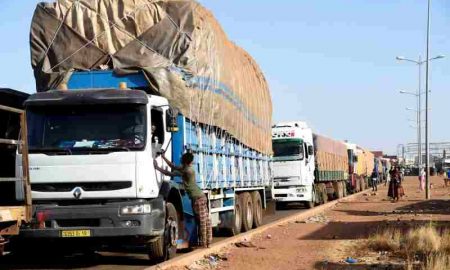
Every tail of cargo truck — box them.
[313,134,348,203]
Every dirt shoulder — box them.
[204,176,450,270]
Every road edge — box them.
[146,188,371,270]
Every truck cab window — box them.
[151,108,165,146]
[273,140,304,160]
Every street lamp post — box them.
[397,0,445,199]
[402,90,421,168]
[397,56,443,171]
[425,0,431,200]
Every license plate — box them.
[61,230,91,238]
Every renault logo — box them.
[73,187,82,199]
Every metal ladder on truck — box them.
[0,103,31,254]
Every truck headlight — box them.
[120,204,151,215]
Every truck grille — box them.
[56,218,100,228]
[31,181,132,192]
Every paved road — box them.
[0,203,306,270]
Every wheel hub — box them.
[167,219,178,247]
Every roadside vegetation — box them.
[367,225,450,270]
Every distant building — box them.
[384,155,397,160]
[372,151,384,158]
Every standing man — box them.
[154,152,212,248]
[445,168,450,187]
[370,170,378,191]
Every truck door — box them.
[304,143,315,182]
[151,107,172,183]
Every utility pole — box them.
[425,0,431,199]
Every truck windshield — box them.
[273,141,304,160]
[27,105,146,153]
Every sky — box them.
[0,0,449,154]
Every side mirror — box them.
[354,156,358,162]
[307,145,314,156]
[166,107,179,133]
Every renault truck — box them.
[17,0,273,261]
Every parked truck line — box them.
[271,121,376,208]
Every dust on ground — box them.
[177,176,450,270]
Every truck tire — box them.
[304,188,315,209]
[225,195,243,236]
[333,182,342,199]
[337,182,344,198]
[241,192,253,232]
[148,202,178,262]
[251,191,263,228]
[320,184,328,204]
[314,185,322,205]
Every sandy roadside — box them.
[192,176,450,270]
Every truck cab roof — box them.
[25,89,149,107]
[273,121,309,129]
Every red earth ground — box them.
[186,176,450,270]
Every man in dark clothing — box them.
[153,152,212,248]
[371,170,378,191]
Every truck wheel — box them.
[305,201,315,209]
[148,202,178,262]
[320,184,328,204]
[337,182,344,199]
[241,192,253,232]
[251,191,263,228]
[226,195,243,236]
[314,185,322,205]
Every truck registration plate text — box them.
[61,230,91,238]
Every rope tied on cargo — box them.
[42,0,173,73]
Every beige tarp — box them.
[30,0,272,154]
[313,134,348,172]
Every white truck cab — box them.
[271,122,315,207]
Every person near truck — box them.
[445,168,450,187]
[370,170,378,191]
[388,166,404,202]
[419,168,425,191]
[153,152,212,248]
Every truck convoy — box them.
[0,89,31,254]
[17,0,272,261]
[272,121,376,207]
[346,144,375,193]
[272,122,352,207]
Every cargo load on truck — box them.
[30,0,272,155]
[353,146,375,192]
[25,0,272,261]
[313,134,348,182]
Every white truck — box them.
[17,0,273,262]
[271,122,316,208]
[272,121,349,208]
[17,71,271,261]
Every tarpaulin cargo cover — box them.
[30,0,272,154]
[313,134,348,181]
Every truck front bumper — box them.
[272,185,312,202]
[18,198,165,240]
